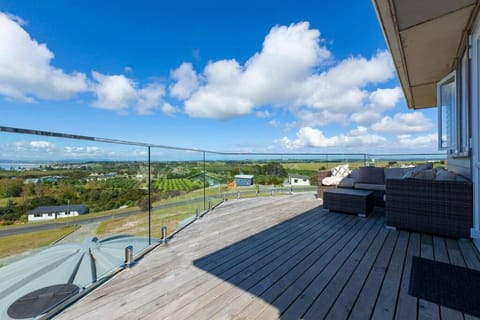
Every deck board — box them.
[55,193,480,320]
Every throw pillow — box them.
[331,164,350,177]
[356,166,384,184]
[403,169,437,180]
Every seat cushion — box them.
[354,183,385,191]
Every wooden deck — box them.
[57,193,480,320]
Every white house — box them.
[373,0,480,249]
[287,174,311,186]
[28,204,89,222]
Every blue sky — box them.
[0,0,439,158]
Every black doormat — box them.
[409,256,480,317]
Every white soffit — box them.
[373,0,478,109]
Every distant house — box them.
[287,174,310,186]
[28,204,89,222]
[84,172,117,182]
[234,174,254,186]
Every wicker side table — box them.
[317,170,333,198]
[323,188,374,217]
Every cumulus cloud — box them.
[371,112,433,134]
[91,72,166,114]
[170,62,199,100]
[161,102,176,115]
[255,110,272,118]
[184,22,332,119]
[136,83,165,114]
[91,72,137,111]
[269,119,280,127]
[397,133,438,147]
[0,13,88,102]
[276,126,386,150]
[179,21,397,126]
[15,140,56,152]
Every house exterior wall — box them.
[289,177,310,186]
[447,157,472,179]
[235,177,254,186]
[28,210,81,222]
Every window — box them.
[438,72,456,151]
[459,52,471,155]
[437,51,471,156]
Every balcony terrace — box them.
[55,193,480,320]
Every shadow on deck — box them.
[193,206,480,319]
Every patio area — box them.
[56,193,480,320]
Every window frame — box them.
[437,71,457,152]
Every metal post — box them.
[196,207,200,218]
[237,191,240,199]
[203,152,206,210]
[223,193,226,201]
[162,226,167,244]
[271,189,274,196]
[125,245,133,267]
[148,146,151,245]
[208,201,211,211]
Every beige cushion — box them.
[331,164,350,177]
[322,175,345,186]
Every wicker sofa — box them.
[385,178,473,238]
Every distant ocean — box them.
[0,163,42,170]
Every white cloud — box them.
[15,140,56,152]
[269,119,280,127]
[91,72,166,114]
[397,133,438,147]
[0,13,88,102]
[371,112,433,134]
[369,87,403,109]
[180,22,397,126]
[136,83,165,114]
[255,110,272,118]
[276,126,386,150]
[170,62,199,100]
[91,72,137,111]
[4,13,26,26]
[184,22,332,119]
[161,102,176,115]
[124,66,133,73]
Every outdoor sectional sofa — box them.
[385,178,473,238]
[318,164,473,238]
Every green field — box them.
[96,202,204,238]
[0,225,78,259]
[154,178,195,192]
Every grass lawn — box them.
[0,225,79,259]
[96,202,204,238]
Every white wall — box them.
[289,177,310,186]
[28,210,80,222]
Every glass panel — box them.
[0,130,151,283]
[439,76,456,150]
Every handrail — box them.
[0,126,446,157]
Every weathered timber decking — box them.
[56,193,480,320]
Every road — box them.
[0,196,214,237]
[0,188,315,237]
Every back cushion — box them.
[357,166,385,184]
[384,168,406,181]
